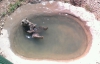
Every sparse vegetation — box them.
[64,0,70,3]
[7,1,22,15]
[0,0,23,17]
[85,5,93,12]
[1,12,6,18]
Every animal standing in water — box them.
[21,18,48,39]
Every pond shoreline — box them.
[0,1,100,64]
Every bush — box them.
[1,12,6,17]
[85,5,93,12]
[7,1,22,15]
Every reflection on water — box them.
[11,14,87,60]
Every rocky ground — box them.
[0,0,100,18]
[70,0,100,20]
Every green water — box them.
[11,14,87,60]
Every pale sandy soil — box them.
[0,1,100,64]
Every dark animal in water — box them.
[21,18,48,39]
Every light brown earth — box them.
[0,0,100,19]
[69,0,100,20]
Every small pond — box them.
[10,14,88,60]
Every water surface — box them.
[11,14,87,60]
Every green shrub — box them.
[7,1,22,15]
[85,5,93,12]
[0,0,24,17]
[64,0,70,3]
[1,12,6,17]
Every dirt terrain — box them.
[70,0,100,20]
[0,0,100,19]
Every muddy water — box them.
[4,2,90,60]
[11,14,87,60]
